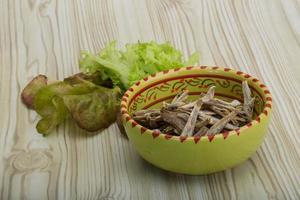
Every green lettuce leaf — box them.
[80,41,199,90]
[21,41,199,135]
[36,95,69,134]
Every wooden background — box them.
[1,0,300,199]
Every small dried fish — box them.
[210,105,230,117]
[163,101,186,110]
[132,82,254,136]
[171,90,189,104]
[203,100,236,111]
[161,109,186,134]
[180,101,196,109]
[195,118,210,129]
[230,99,242,107]
[147,115,163,128]
[176,107,193,115]
[194,126,209,137]
[206,109,240,135]
[180,94,206,109]
[198,112,238,130]
[159,124,175,133]
[181,100,203,136]
[202,86,215,103]
[177,113,190,122]
[242,81,255,121]
[215,99,241,107]
[199,110,216,116]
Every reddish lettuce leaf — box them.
[63,87,120,131]
[24,73,120,135]
[21,75,48,109]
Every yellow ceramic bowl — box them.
[121,66,272,175]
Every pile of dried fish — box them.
[132,81,255,137]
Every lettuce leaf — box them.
[80,41,199,90]
[21,41,199,135]
[63,87,120,131]
[31,74,120,135]
[36,95,69,134]
[21,75,48,109]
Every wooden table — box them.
[1,0,300,199]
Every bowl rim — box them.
[120,66,272,143]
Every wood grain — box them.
[1,0,300,199]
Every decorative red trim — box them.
[264,90,270,94]
[126,116,131,122]
[194,136,201,143]
[131,121,138,128]
[208,135,215,142]
[143,77,148,81]
[256,116,261,123]
[135,81,140,86]
[140,126,147,134]
[186,66,193,70]
[180,135,188,143]
[174,68,180,72]
[246,122,252,127]
[236,128,240,135]
[212,66,219,70]
[200,66,207,69]
[244,74,250,78]
[259,84,266,88]
[165,134,173,140]
[163,69,169,74]
[151,74,156,77]
[237,71,243,75]
[129,87,134,92]
[253,78,258,82]
[121,110,128,115]
[265,103,272,108]
[122,97,127,102]
[224,68,231,71]
[223,131,229,139]
[124,93,129,98]
[152,130,160,138]
[266,97,272,101]
[263,110,268,116]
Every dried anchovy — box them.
[215,99,241,107]
[181,100,203,136]
[206,109,240,135]
[195,118,210,129]
[132,82,254,136]
[242,81,255,121]
[202,86,215,103]
[194,126,209,137]
[161,109,186,134]
[197,112,238,130]
[172,90,189,104]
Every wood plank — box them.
[0,0,299,199]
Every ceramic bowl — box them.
[121,66,272,175]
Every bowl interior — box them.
[127,69,266,120]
